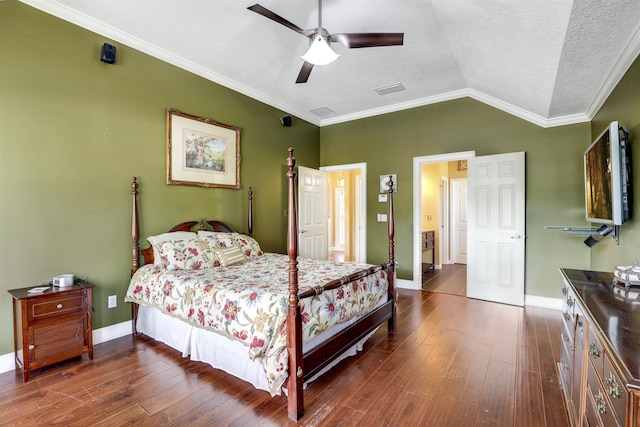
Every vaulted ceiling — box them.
[21,0,640,127]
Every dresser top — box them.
[561,268,640,382]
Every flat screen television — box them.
[584,121,631,226]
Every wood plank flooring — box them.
[422,264,467,295]
[0,290,569,426]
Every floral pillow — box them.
[235,234,263,258]
[158,238,218,270]
[198,231,263,258]
[147,231,197,266]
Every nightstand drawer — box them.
[27,292,85,321]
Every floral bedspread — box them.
[124,253,388,395]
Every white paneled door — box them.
[451,178,468,264]
[467,152,525,306]
[298,166,329,260]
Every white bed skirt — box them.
[136,303,382,394]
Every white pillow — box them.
[147,231,197,266]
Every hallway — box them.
[422,264,466,296]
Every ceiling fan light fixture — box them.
[301,35,339,66]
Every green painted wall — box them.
[0,2,319,355]
[590,55,640,270]
[1,0,638,358]
[320,99,593,298]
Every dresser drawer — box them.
[604,353,628,423]
[587,328,604,374]
[587,357,621,426]
[27,292,85,321]
[558,338,573,399]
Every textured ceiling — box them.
[21,0,640,127]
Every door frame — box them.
[320,163,367,263]
[411,151,475,290]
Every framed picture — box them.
[457,160,468,171]
[166,108,241,189]
[380,174,398,193]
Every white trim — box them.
[524,295,562,310]
[0,320,132,374]
[396,278,418,290]
[586,23,640,118]
[320,163,367,263]
[19,0,614,129]
[413,152,475,290]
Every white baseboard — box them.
[524,295,562,310]
[0,320,133,375]
[396,278,419,290]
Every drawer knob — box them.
[28,344,35,350]
[606,372,621,399]
[56,303,63,309]
[563,311,571,322]
[589,341,601,358]
[596,390,608,414]
[567,296,574,308]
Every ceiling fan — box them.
[247,1,404,83]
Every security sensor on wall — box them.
[280,115,292,127]
[101,43,116,64]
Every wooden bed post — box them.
[286,148,304,421]
[248,186,253,237]
[386,175,396,335]
[131,177,140,334]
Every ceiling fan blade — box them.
[329,33,404,48]
[296,62,314,84]
[247,4,315,37]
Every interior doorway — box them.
[412,151,475,292]
[321,163,366,263]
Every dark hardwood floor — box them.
[422,264,467,295]
[0,290,568,426]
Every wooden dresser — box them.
[8,281,94,382]
[559,268,640,426]
[421,229,435,273]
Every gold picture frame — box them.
[457,160,468,171]
[166,108,241,189]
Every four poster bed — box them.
[125,148,396,421]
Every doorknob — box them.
[299,230,308,234]
[510,234,522,239]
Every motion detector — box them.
[280,115,292,127]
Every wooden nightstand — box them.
[8,281,94,382]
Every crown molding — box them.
[21,0,611,129]
[585,23,640,119]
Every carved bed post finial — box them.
[199,218,206,231]
[387,175,396,334]
[131,177,139,277]
[286,147,303,420]
[248,186,253,237]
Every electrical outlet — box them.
[108,295,117,309]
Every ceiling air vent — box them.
[375,82,405,96]
[310,107,336,116]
